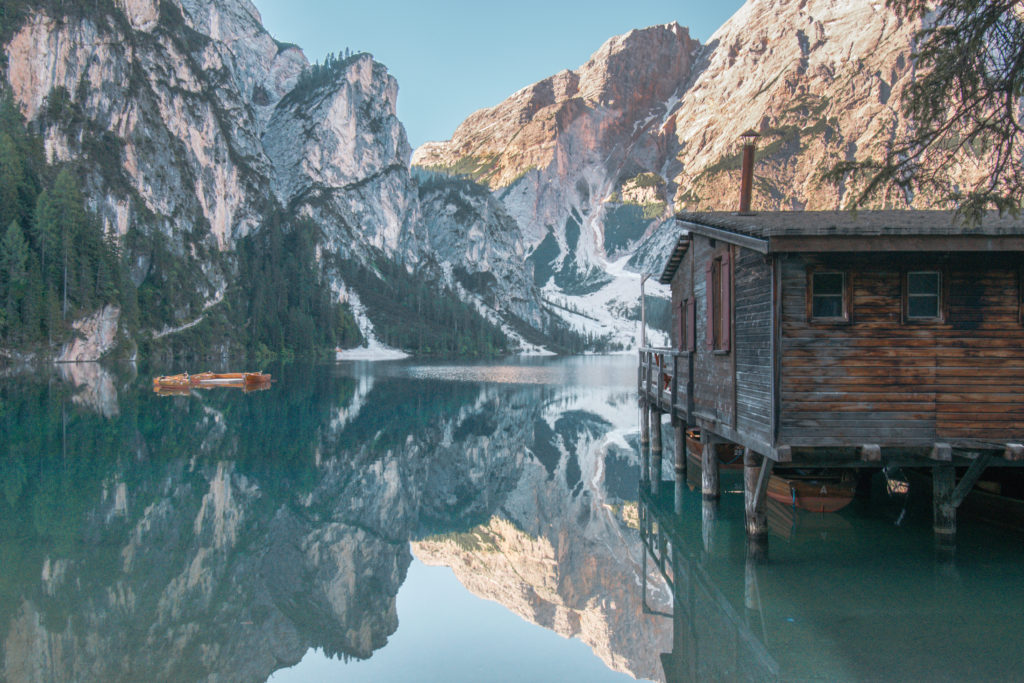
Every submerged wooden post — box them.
[650,408,663,495]
[743,448,769,542]
[674,419,686,514]
[701,431,721,500]
[701,498,718,555]
[933,465,957,542]
[640,400,650,448]
[674,421,687,477]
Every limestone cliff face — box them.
[2,0,420,348]
[668,0,924,211]
[412,0,977,345]
[416,173,543,333]
[414,23,697,262]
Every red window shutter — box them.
[705,261,715,349]
[686,297,696,352]
[721,251,732,352]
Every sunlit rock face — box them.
[412,0,989,346]
[667,0,929,211]
[413,23,697,263]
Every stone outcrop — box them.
[57,305,121,362]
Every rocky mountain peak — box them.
[412,21,700,191]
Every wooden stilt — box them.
[743,448,770,541]
[674,422,687,477]
[640,401,650,448]
[701,498,717,555]
[933,465,956,541]
[674,421,686,513]
[650,408,662,495]
[701,431,721,500]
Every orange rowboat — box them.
[766,471,856,513]
[152,371,272,390]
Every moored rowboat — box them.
[766,471,856,513]
[152,371,272,389]
[685,428,744,470]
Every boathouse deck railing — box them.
[638,347,692,420]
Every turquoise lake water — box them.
[1,355,1023,681]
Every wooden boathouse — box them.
[639,208,1024,544]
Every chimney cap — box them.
[740,129,760,140]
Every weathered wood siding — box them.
[779,253,1024,446]
[670,242,693,350]
[691,236,735,428]
[734,249,772,443]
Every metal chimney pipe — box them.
[738,129,759,214]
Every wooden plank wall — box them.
[691,236,735,427]
[734,249,773,444]
[779,253,1024,446]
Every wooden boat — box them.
[152,371,272,390]
[766,470,856,513]
[685,428,743,470]
[152,373,191,388]
[189,371,272,387]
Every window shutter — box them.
[686,297,696,352]
[721,251,732,352]
[705,261,715,349]
[676,302,684,350]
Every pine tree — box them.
[0,132,23,229]
[1,219,29,339]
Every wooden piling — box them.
[640,400,650,448]
[674,422,687,477]
[743,448,769,541]
[701,431,721,500]
[701,498,718,555]
[933,465,956,541]
[651,408,663,495]
[674,423,686,513]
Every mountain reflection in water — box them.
[0,356,669,682]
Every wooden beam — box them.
[754,455,775,512]
[948,454,993,509]
[860,444,882,462]
[930,443,953,462]
[769,235,1024,253]
[678,220,770,254]
[775,445,792,463]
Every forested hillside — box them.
[0,92,131,349]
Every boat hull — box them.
[685,428,743,470]
[766,474,855,513]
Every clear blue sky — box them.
[251,1,746,150]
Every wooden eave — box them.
[677,219,769,254]
[658,235,691,284]
[768,234,1024,252]
[677,219,1024,254]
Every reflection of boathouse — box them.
[639,148,1024,543]
[638,485,1024,682]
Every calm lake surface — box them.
[2,355,1023,682]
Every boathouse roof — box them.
[660,210,1024,283]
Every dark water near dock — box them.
[1,356,1023,681]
